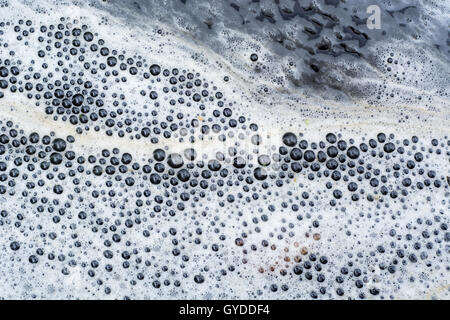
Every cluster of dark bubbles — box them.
[0,18,251,146]
[1,113,448,299]
[252,131,449,205]
[0,18,449,300]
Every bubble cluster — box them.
[0,1,448,300]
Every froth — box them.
[0,0,448,300]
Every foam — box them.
[0,0,448,300]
